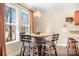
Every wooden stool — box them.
[41,41,50,56]
[50,34,59,56]
[67,38,78,56]
[31,44,38,56]
[20,34,31,56]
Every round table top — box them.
[31,33,52,38]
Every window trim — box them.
[5,4,19,44]
[21,10,30,34]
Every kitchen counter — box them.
[70,31,79,35]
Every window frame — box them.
[5,4,19,44]
[21,10,30,34]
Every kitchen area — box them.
[57,10,79,55]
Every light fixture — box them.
[34,10,41,18]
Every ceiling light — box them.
[34,10,41,18]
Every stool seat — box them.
[21,39,32,42]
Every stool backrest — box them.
[51,34,60,46]
[52,34,59,41]
[67,37,78,47]
[20,33,31,47]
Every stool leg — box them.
[32,45,38,56]
[28,42,30,56]
[75,46,78,56]
[51,46,57,56]
[67,47,69,56]
[22,47,25,56]
[20,47,23,56]
[43,46,46,56]
[54,46,57,56]
[20,47,24,56]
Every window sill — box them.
[6,40,19,44]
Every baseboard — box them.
[57,44,67,47]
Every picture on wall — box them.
[5,5,16,42]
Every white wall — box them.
[35,3,79,46]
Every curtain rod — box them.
[17,3,34,12]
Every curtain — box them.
[0,3,7,56]
[29,10,35,33]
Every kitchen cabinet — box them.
[65,17,73,23]
[74,10,79,25]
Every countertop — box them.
[70,31,79,35]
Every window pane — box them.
[21,26,28,33]
[5,5,16,23]
[21,12,29,25]
[5,24,16,42]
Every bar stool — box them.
[50,34,59,56]
[35,38,50,56]
[31,40,39,56]
[41,41,50,56]
[34,37,46,56]
[67,38,78,56]
[20,33,31,56]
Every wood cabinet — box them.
[65,17,73,23]
[74,10,79,25]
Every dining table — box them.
[20,33,52,42]
[20,33,52,56]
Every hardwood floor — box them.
[18,46,78,56]
[56,46,67,56]
[56,46,79,56]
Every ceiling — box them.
[25,3,79,12]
